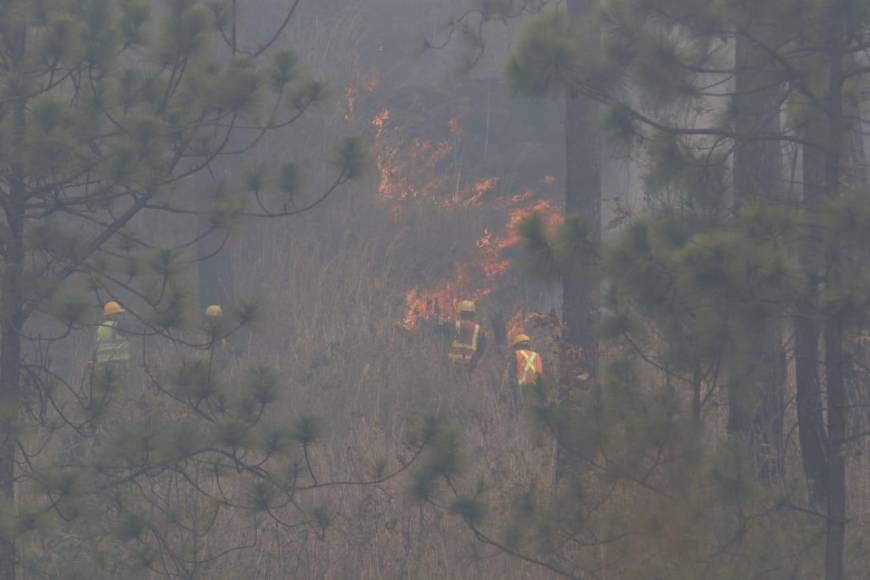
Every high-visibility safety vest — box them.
[448,320,481,364]
[515,349,543,386]
[95,320,130,365]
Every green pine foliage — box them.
[407,0,870,578]
[0,1,405,578]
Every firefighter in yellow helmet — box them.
[505,332,543,414]
[92,301,133,398]
[200,304,235,366]
[435,300,487,372]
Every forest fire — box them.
[400,197,561,328]
[507,309,527,339]
[372,109,561,328]
[475,198,561,281]
[402,264,493,329]
[371,108,391,137]
[439,177,498,209]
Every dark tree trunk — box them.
[796,136,830,506]
[194,173,235,312]
[730,33,786,481]
[196,230,235,311]
[0,21,27,578]
[821,32,847,579]
[556,0,601,482]
[824,319,847,580]
[0,202,23,580]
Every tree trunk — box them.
[821,30,847,579]
[0,200,24,580]
[796,136,830,506]
[730,33,786,481]
[824,319,847,580]
[196,227,235,311]
[0,19,28,578]
[556,0,601,482]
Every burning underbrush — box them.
[370,106,562,334]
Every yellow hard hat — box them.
[511,333,531,348]
[205,304,224,318]
[458,300,476,314]
[103,301,125,316]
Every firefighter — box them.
[202,303,243,366]
[506,333,543,413]
[95,301,131,369]
[436,300,486,372]
[92,300,132,400]
[202,304,232,363]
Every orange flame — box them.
[474,198,561,281]
[439,177,498,209]
[376,137,453,216]
[371,110,563,328]
[372,108,391,137]
[402,264,493,329]
[401,198,562,328]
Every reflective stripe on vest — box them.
[96,320,130,364]
[515,350,542,385]
[449,320,480,363]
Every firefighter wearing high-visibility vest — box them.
[506,333,543,413]
[436,300,487,371]
[95,301,131,366]
[91,300,133,399]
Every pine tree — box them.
[0,2,404,578]
[430,1,870,579]
[507,0,602,482]
[730,13,788,482]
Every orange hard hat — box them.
[103,301,125,316]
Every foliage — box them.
[413,0,870,578]
[0,1,395,577]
